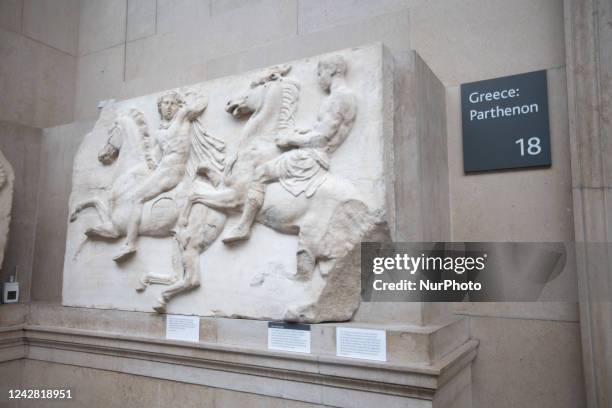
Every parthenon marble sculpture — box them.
[0,149,14,271]
[63,45,390,322]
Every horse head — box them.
[98,121,122,165]
[225,64,301,159]
[225,64,295,119]
[225,83,265,118]
[97,108,154,171]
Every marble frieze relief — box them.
[0,149,14,271]
[64,44,391,322]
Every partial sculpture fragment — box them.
[0,149,13,271]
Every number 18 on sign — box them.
[461,70,551,172]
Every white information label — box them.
[166,315,200,342]
[336,327,386,361]
[267,323,311,354]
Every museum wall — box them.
[0,122,41,302]
[0,0,79,302]
[1,358,333,408]
[30,122,90,302]
[0,0,78,128]
[0,0,586,407]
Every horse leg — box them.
[69,197,118,260]
[71,196,120,239]
[135,272,178,293]
[70,197,110,223]
[296,246,317,281]
[179,188,239,227]
[137,234,183,292]
[153,246,201,313]
[154,205,227,313]
[294,227,321,281]
[85,222,120,239]
[136,264,180,292]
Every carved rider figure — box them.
[222,55,357,243]
[113,90,208,261]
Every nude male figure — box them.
[113,90,208,262]
[222,55,357,243]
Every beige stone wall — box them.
[0,0,586,406]
[565,0,612,404]
[1,359,331,408]
[31,122,90,302]
[0,0,78,291]
[0,360,23,403]
[0,0,78,128]
[0,122,42,302]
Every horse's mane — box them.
[277,78,300,134]
[128,109,157,170]
[250,64,300,134]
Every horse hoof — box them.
[153,300,167,314]
[113,245,136,263]
[135,279,148,293]
[222,227,250,244]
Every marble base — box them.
[1,303,475,408]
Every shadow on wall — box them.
[0,120,91,304]
[0,121,41,303]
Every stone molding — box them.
[0,324,25,363]
[0,323,476,406]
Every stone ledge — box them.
[0,324,26,363]
[1,323,477,405]
[1,304,477,406]
[26,303,469,365]
[0,302,29,325]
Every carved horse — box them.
[71,66,374,316]
[0,159,7,190]
[169,67,375,317]
[69,108,227,312]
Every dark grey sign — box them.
[268,322,311,331]
[461,70,551,172]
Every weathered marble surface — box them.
[0,148,14,271]
[63,44,390,322]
